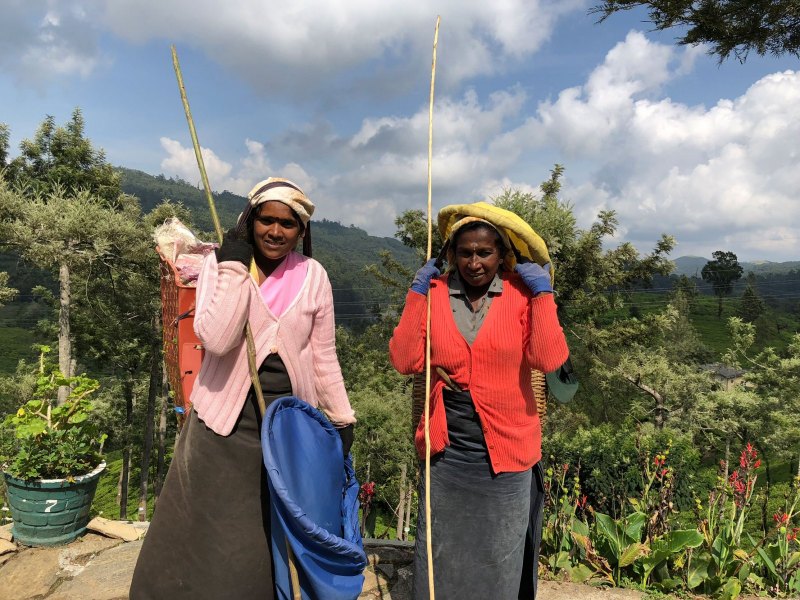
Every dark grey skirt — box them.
[130,354,291,599]
[413,389,544,600]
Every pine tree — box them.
[738,275,765,323]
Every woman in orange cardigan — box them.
[389,207,568,599]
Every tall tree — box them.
[738,273,766,323]
[701,250,744,318]
[583,297,713,429]
[672,275,699,311]
[72,198,175,518]
[591,0,800,62]
[5,109,120,204]
[0,182,140,402]
[0,111,126,402]
[0,124,15,306]
[0,123,9,167]
[492,167,675,326]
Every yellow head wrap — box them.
[438,201,554,283]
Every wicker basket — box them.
[157,248,204,426]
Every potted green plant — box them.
[0,347,107,546]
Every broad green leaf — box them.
[594,512,620,555]
[687,555,710,589]
[619,542,649,567]
[737,562,749,582]
[554,551,572,571]
[787,551,800,569]
[16,420,47,437]
[720,576,741,600]
[568,563,595,583]
[655,577,681,591]
[664,529,704,553]
[623,511,647,544]
[571,518,590,537]
[746,571,764,589]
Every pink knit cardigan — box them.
[189,252,355,435]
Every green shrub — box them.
[545,423,700,516]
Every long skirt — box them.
[130,354,291,599]
[413,389,545,599]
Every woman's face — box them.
[453,227,503,289]
[252,201,303,261]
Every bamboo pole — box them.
[424,16,440,600]
[171,46,297,598]
[170,46,267,419]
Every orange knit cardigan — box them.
[389,272,568,473]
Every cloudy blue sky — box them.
[1,1,798,261]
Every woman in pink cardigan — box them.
[131,177,355,599]
[389,205,569,599]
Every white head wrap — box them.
[245,177,314,226]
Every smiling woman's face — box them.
[252,201,302,261]
[453,226,503,290]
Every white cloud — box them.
[92,0,581,96]
[458,32,800,260]
[160,28,799,261]
[159,137,313,197]
[0,1,100,85]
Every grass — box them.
[92,450,158,522]
[364,507,415,541]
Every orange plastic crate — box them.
[157,248,204,425]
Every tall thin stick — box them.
[171,47,223,242]
[424,16,440,600]
[170,46,267,419]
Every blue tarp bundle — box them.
[262,397,367,600]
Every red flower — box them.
[788,528,799,542]
[774,512,790,526]
[740,443,758,468]
[359,481,376,504]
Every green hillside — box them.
[615,291,800,356]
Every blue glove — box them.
[410,259,441,295]
[515,261,553,295]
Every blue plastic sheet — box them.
[262,397,367,600]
